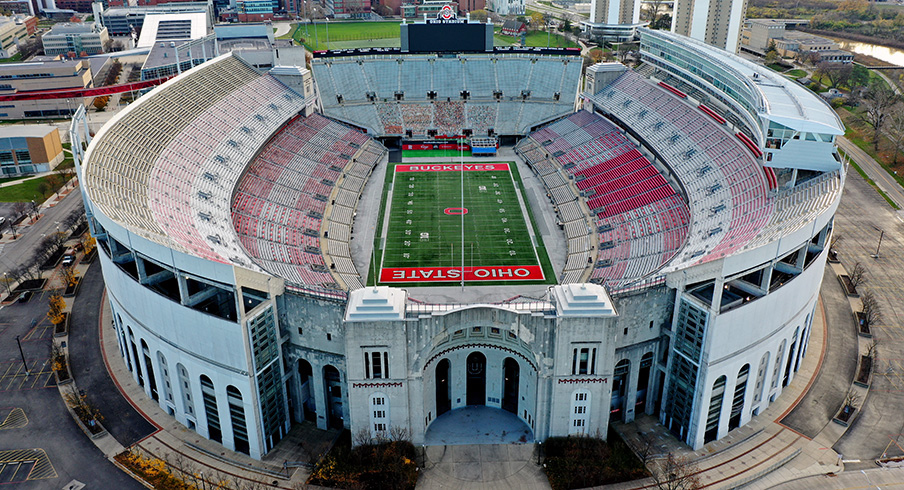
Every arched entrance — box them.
[298,359,316,422]
[436,359,451,416]
[502,357,519,414]
[466,352,486,406]
[323,365,343,429]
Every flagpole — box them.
[460,137,465,291]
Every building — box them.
[671,0,747,52]
[0,126,64,176]
[94,2,213,36]
[135,11,209,48]
[491,0,523,16]
[0,1,34,16]
[0,15,35,58]
[42,22,110,55]
[54,0,95,12]
[323,0,371,18]
[140,23,305,80]
[74,24,843,462]
[0,59,93,118]
[219,0,279,22]
[500,19,525,36]
[580,0,645,43]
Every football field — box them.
[376,161,552,285]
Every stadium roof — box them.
[640,28,844,136]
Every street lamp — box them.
[2,272,9,296]
[870,227,884,258]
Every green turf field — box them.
[402,149,473,158]
[291,21,403,51]
[376,161,553,286]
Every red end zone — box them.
[380,265,544,283]
[395,163,510,172]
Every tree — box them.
[36,181,50,198]
[816,61,853,89]
[886,102,904,165]
[850,64,871,89]
[859,79,899,151]
[13,201,29,220]
[860,289,883,329]
[649,453,702,490]
[92,95,109,111]
[48,293,66,325]
[529,11,544,29]
[61,265,78,288]
[849,261,867,289]
[469,9,487,22]
[641,0,669,29]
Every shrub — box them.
[308,432,418,490]
[544,429,647,490]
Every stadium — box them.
[72,14,844,461]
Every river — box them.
[827,37,904,66]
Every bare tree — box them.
[849,261,867,288]
[844,390,859,410]
[649,453,702,490]
[860,289,883,329]
[13,201,29,220]
[867,338,879,359]
[886,102,904,165]
[859,79,899,151]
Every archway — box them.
[323,365,343,429]
[466,352,486,406]
[141,339,157,401]
[298,359,316,422]
[502,357,519,414]
[436,359,451,416]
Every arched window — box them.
[227,385,249,455]
[200,375,222,443]
[140,340,158,401]
[157,352,172,403]
[771,340,786,389]
[369,392,389,439]
[729,364,749,430]
[754,352,769,404]
[705,375,726,443]
[569,389,591,435]
[177,363,194,417]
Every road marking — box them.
[0,408,27,429]
[0,448,56,482]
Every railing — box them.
[405,300,555,317]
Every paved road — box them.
[837,136,904,215]
[832,162,904,461]
[69,262,157,446]
[0,289,143,489]
[0,190,84,283]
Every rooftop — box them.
[0,125,58,138]
[640,28,844,136]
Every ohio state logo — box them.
[438,5,455,19]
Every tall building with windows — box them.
[581,0,645,43]
[0,59,93,119]
[671,0,748,52]
[42,22,110,55]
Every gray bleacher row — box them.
[313,54,580,103]
[516,109,694,289]
[231,114,386,289]
[592,71,773,266]
[323,100,572,137]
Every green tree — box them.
[469,9,487,21]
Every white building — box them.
[42,22,110,55]
[671,0,747,52]
[581,0,645,42]
[491,0,524,16]
[72,27,844,460]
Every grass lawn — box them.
[786,69,806,78]
[375,161,554,286]
[292,21,402,50]
[0,175,31,185]
[493,26,578,48]
[0,53,23,63]
[0,174,72,203]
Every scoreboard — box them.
[400,6,493,53]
